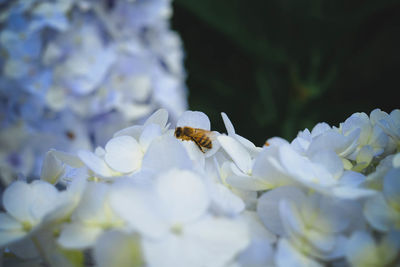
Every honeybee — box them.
[174,126,214,153]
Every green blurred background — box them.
[171,0,400,146]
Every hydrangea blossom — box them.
[0,0,187,182]
[1,108,400,266]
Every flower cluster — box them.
[0,0,187,181]
[1,108,400,267]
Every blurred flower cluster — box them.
[0,0,187,182]
[1,108,399,266]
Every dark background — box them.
[171,0,400,146]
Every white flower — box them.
[225,138,293,191]
[0,180,59,247]
[236,211,276,267]
[259,187,359,262]
[57,182,124,249]
[372,109,400,149]
[364,167,400,232]
[110,168,250,267]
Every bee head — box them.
[174,127,183,138]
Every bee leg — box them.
[191,137,205,153]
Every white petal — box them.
[184,217,250,267]
[29,181,59,221]
[331,186,376,200]
[210,183,245,216]
[339,171,366,187]
[177,110,210,130]
[142,234,180,267]
[139,123,162,152]
[280,144,336,187]
[141,135,192,173]
[307,129,359,158]
[226,174,272,191]
[383,168,400,204]
[257,186,306,236]
[311,122,331,137]
[221,112,235,136]
[105,136,143,173]
[364,193,393,232]
[77,150,115,177]
[306,229,336,253]
[252,146,293,187]
[218,135,252,174]
[114,125,143,139]
[3,181,34,222]
[109,184,168,239]
[181,141,205,170]
[275,239,323,267]
[144,218,249,267]
[72,183,109,222]
[51,150,84,168]
[309,150,343,178]
[94,230,143,267]
[156,169,209,224]
[234,134,258,153]
[144,108,169,128]
[40,150,65,184]
[279,200,305,237]
[58,223,102,249]
[346,231,378,267]
[240,211,277,243]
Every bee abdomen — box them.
[199,136,212,148]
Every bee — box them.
[174,126,214,153]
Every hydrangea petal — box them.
[221,112,235,136]
[257,186,306,236]
[144,108,169,129]
[139,123,162,152]
[210,183,245,216]
[77,150,115,177]
[280,144,336,187]
[346,231,379,267]
[156,169,209,224]
[218,135,252,174]
[58,223,102,249]
[109,184,168,239]
[52,150,84,168]
[40,150,65,184]
[177,111,210,130]
[364,193,393,231]
[275,239,323,267]
[144,217,249,267]
[309,150,343,178]
[114,125,143,139]
[383,168,400,204]
[226,174,272,191]
[29,181,59,221]
[104,136,142,173]
[3,181,34,222]
[141,135,192,173]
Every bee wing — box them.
[192,129,215,139]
